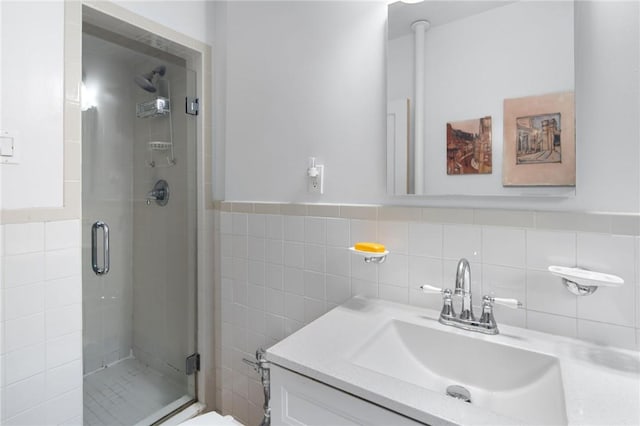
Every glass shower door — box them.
[82,28,198,425]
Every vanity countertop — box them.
[266,297,640,426]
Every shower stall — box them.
[81,18,198,425]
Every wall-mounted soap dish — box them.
[349,247,389,264]
[548,265,624,296]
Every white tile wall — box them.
[216,210,640,423]
[1,220,83,425]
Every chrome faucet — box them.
[454,258,474,321]
[420,258,522,335]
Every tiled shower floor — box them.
[83,358,188,426]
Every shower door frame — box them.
[70,0,215,418]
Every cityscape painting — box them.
[446,116,492,175]
[503,92,575,187]
[516,113,561,164]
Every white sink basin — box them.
[351,319,567,425]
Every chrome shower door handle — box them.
[91,221,110,275]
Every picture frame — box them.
[503,92,575,186]
[446,116,492,175]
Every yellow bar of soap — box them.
[354,242,386,253]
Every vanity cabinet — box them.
[270,364,423,426]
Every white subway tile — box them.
[247,261,265,287]
[5,313,45,353]
[3,282,45,321]
[351,252,377,282]
[4,343,46,385]
[247,237,265,262]
[220,212,233,234]
[409,256,443,289]
[232,235,248,259]
[248,214,266,238]
[265,264,283,290]
[526,270,577,317]
[232,304,247,329]
[46,304,81,339]
[45,275,81,310]
[46,331,81,369]
[3,252,45,288]
[232,258,248,282]
[408,223,443,258]
[304,244,325,273]
[303,298,325,324]
[482,265,526,302]
[45,359,81,400]
[232,213,248,236]
[379,254,409,287]
[265,215,283,240]
[283,216,304,242]
[247,284,265,310]
[326,218,350,248]
[349,220,377,246]
[351,279,378,298]
[265,239,283,265]
[265,314,284,341]
[482,227,525,268]
[44,248,80,280]
[326,247,350,277]
[304,271,325,300]
[284,293,305,323]
[3,403,46,426]
[526,230,576,270]
[233,280,248,306]
[45,388,82,426]
[577,320,637,350]
[379,284,409,304]
[222,278,233,302]
[326,275,350,304]
[283,242,304,268]
[493,305,526,328]
[3,222,44,255]
[232,370,249,398]
[4,373,45,419]
[265,288,284,315]
[577,234,636,326]
[378,221,408,254]
[221,235,233,257]
[304,217,326,245]
[443,225,482,262]
[283,267,304,295]
[221,256,233,279]
[45,220,80,251]
[527,311,577,339]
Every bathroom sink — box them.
[350,319,567,425]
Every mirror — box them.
[387,1,575,196]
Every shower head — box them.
[134,65,167,93]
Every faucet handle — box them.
[485,296,523,309]
[420,284,444,294]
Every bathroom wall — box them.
[221,1,640,213]
[215,203,640,424]
[0,220,83,425]
[0,1,65,209]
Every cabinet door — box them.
[270,365,424,426]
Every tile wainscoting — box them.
[0,220,83,425]
[213,202,639,424]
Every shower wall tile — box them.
[0,220,82,425]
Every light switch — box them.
[0,131,18,164]
[0,135,14,156]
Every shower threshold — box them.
[83,358,194,426]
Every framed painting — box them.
[503,92,575,186]
[446,116,492,175]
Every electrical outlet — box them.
[307,164,324,194]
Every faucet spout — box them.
[455,258,474,321]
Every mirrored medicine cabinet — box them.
[387,0,576,197]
